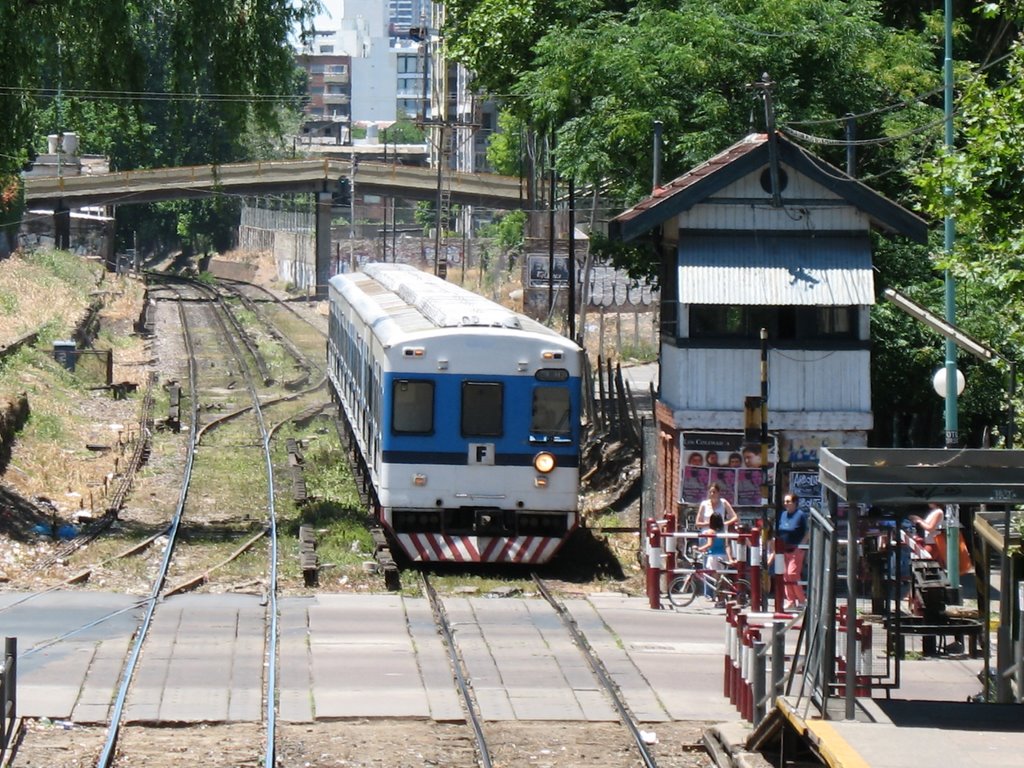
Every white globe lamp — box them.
[932,367,966,398]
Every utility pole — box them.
[752,73,782,207]
[411,10,479,281]
[349,152,356,272]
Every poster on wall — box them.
[788,470,821,512]
[680,431,778,507]
[527,254,570,288]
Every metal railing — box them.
[0,637,17,762]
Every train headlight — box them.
[533,451,556,474]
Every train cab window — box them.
[461,381,503,436]
[392,379,434,434]
[531,387,570,435]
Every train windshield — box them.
[392,379,434,433]
[531,386,571,435]
[462,381,503,436]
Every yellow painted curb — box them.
[805,719,872,768]
[776,698,871,768]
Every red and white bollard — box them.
[724,604,738,699]
[738,625,760,721]
[773,545,786,613]
[663,511,677,583]
[748,525,763,610]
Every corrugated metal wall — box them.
[660,346,871,423]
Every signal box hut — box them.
[608,132,928,521]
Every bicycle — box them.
[667,545,751,608]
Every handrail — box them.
[0,637,16,762]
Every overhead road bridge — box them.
[24,158,528,292]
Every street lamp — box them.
[942,0,958,451]
[932,367,965,400]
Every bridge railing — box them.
[24,158,527,209]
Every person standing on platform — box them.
[910,503,946,567]
[777,493,808,611]
[695,481,738,530]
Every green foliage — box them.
[617,338,657,363]
[480,210,526,255]
[486,112,526,176]
[1,0,320,249]
[915,43,1024,290]
[0,289,15,317]
[24,250,100,295]
[443,0,611,96]
[380,119,426,145]
[288,430,373,567]
[448,1,940,211]
[588,230,661,286]
[909,41,1024,445]
[27,411,64,442]
[413,200,435,233]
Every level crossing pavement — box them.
[1,590,736,725]
[1,589,1018,767]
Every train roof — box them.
[332,263,578,348]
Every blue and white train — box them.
[326,263,584,564]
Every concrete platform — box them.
[731,647,1021,768]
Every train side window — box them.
[462,381,503,436]
[531,387,570,435]
[393,379,434,434]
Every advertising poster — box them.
[681,431,778,507]
[527,254,570,288]
[788,470,821,512]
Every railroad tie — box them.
[287,439,308,505]
[167,383,181,432]
[299,524,319,587]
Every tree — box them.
[380,119,426,145]
[442,0,623,96]
[911,38,1024,445]
[0,0,321,252]
[445,1,940,213]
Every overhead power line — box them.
[0,85,306,105]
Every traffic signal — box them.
[332,176,351,208]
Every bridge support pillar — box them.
[315,191,333,298]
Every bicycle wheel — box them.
[729,579,752,608]
[668,574,698,607]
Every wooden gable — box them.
[609,133,928,245]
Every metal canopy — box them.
[818,447,1024,505]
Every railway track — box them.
[100,277,282,767]
[1,271,719,768]
[533,574,660,767]
[3,275,337,767]
[416,571,706,768]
